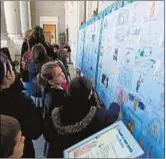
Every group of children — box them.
[0,26,120,158]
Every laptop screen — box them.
[64,121,144,158]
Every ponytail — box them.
[37,73,49,89]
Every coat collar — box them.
[51,106,97,135]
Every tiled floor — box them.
[33,64,76,158]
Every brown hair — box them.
[37,61,60,88]
[31,43,48,63]
[0,115,21,158]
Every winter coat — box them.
[43,87,67,119]
[10,73,25,94]
[0,88,43,158]
[43,102,120,158]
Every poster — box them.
[81,18,102,83]
[64,121,144,158]
[76,1,164,158]
[76,28,85,69]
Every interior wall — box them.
[30,1,65,34]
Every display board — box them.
[81,17,102,83]
[76,27,85,69]
[64,121,144,158]
[76,1,164,158]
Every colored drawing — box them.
[117,10,129,25]
[113,48,118,61]
[101,73,109,89]
[136,75,143,93]
[153,61,164,85]
[118,68,133,91]
[148,118,161,143]
[92,34,95,43]
[115,28,126,42]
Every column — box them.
[20,1,29,34]
[3,1,23,61]
[4,1,22,39]
[1,1,8,47]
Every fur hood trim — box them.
[51,106,97,135]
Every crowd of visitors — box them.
[0,25,120,158]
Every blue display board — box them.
[81,17,102,83]
[76,28,85,69]
[76,1,164,158]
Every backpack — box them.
[30,63,42,97]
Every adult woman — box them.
[0,52,43,158]
[43,77,120,157]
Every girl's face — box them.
[52,66,66,85]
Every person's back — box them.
[0,52,43,157]
[28,43,49,98]
[43,77,120,157]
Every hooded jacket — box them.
[43,102,120,158]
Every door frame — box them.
[40,16,59,43]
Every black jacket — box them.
[43,102,120,158]
[43,87,67,119]
[0,88,43,158]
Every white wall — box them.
[65,1,79,67]
[30,1,65,33]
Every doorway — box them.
[43,24,56,44]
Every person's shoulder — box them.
[51,88,66,95]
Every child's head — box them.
[37,61,66,88]
[31,43,48,63]
[68,77,93,103]
[0,115,25,158]
[0,52,15,91]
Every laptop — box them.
[64,120,144,158]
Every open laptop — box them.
[64,121,144,158]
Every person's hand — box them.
[114,97,123,105]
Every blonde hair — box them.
[23,29,33,39]
[37,61,60,88]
